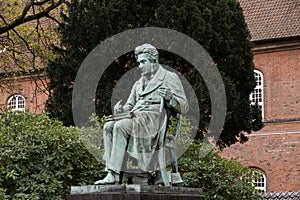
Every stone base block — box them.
[66,185,204,200]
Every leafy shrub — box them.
[0,111,260,199]
[77,114,106,163]
[0,187,9,200]
[179,140,261,199]
[0,111,105,200]
[164,116,260,199]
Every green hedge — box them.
[179,140,260,199]
[0,111,105,200]
[0,111,259,199]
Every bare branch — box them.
[12,29,35,56]
[0,0,64,35]
[45,14,61,25]
[0,14,8,25]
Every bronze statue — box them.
[94,44,188,185]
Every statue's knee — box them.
[104,121,114,133]
[113,121,123,131]
[113,119,131,133]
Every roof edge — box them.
[252,35,300,44]
[252,36,300,54]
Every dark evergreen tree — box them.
[46,0,263,148]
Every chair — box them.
[157,112,182,186]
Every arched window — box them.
[243,168,267,193]
[7,95,26,111]
[250,70,264,119]
[253,170,267,193]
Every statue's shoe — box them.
[94,172,120,185]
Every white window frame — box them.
[250,70,264,119]
[7,95,26,111]
[253,171,267,193]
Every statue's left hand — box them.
[158,86,173,101]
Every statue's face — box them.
[137,54,153,76]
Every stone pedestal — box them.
[66,185,204,200]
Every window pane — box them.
[8,95,25,111]
[250,70,264,119]
[9,97,17,109]
[253,171,266,192]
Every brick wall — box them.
[0,76,48,113]
[221,46,300,192]
[222,132,300,192]
[254,48,300,122]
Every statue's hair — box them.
[134,44,159,63]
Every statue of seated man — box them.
[94,43,188,185]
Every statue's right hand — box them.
[113,100,123,114]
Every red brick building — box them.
[0,73,48,113]
[222,0,300,193]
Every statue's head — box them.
[134,44,159,64]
